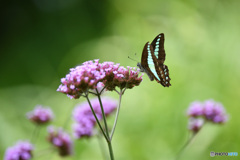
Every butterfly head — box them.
[137,62,145,72]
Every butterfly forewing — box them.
[141,42,161,83]
[151,33,166,65]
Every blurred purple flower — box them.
[47,126,73,157]
[187,101,203,117]
[187,99,228,124]
[26,105,54,125]
[4,141,34,160]
[188,118,204,133]
[57,60,142,99]
[72,120,95,138]
[72,97,117,138]
[203,100,228,123]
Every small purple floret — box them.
[72,122,95,138]
[187,101,203,117]
[4,141,34,160]
[26,105,54,125]
[203,100,228,123]
[72,97,117,138]
[47,126,73,157]
[188,118,204,133]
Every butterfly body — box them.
[138,33,171,87]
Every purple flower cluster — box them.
[100,62,142,91]
[26,105,54,125]
[188,118,204,133]
[57,60,142,99]
[72,97,117,138]
[187,100,228,133]
[187,100,228,123]
[47,126,73,157]
[4,141,34,160]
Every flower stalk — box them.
[175,132,196,160]
[85,92,115,159]
[96,89,110,138]
[30,125,41,144]
[85,93,109,142]
[57,59,143,160]
[110,89,123,140]
[175,99,229,160]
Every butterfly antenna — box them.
[128,56,138,62]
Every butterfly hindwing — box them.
[163,65,171,86]
[156,64,171,87]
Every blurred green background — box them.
[0,0,239,159]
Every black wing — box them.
[151,33,165,65]
[151,33,171,87]
[141,42,161,83]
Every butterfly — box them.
[137,33,171,87]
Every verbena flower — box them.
[47,126,73,157]
[101,62,142,91]
[72,97,117,138]
[57,60,104,99]
[187,99,228,124]
[72,120,95,138]
[57,60,142,99]
[187,101,203,117]
[4,141,34,160]
[203,100,228,123]
[188,118,204,133]
[26,105,54,125]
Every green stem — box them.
[85,93,109,141]
[31,125,41,144]
[96,89,110,137]
[35,147,55,158]
[107,141,114,160]
[89,91,97,96]
[110,89,123,140]
[175,133,197,160]
[97,132,109,160]
[100,86,107,95]
[96,89,115,160]
[175,121,206,160]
